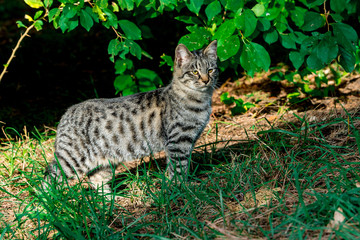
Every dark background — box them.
[0,0,187,138]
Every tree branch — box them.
[0,23,35,83]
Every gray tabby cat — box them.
[44,40,218,193]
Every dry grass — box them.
[1,86,360,238]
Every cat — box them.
[43,40,218,193]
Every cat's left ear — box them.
[203,40,217,61]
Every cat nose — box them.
[201,75,209,84]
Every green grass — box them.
[0,108,359,239]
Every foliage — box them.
[220,92,255,115]
[12,0,360,98]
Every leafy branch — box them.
[2,0,360,104]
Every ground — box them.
[0,67,360,238]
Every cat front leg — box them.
[165,142,193,181]
[88,165,114,195]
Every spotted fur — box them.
[44,41,218,192]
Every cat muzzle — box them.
[200,75,210,84]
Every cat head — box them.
[173,40,218,92]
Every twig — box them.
[112,26,123,40]
[0,23,35,83]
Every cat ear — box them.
[203,40,217,61]
[175,44,193,68]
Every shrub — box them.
[5,0,360,97]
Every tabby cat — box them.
[44,40,218,193]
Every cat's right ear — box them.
[175,44,193,68]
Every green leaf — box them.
[257,18,270,31]
[114,74,134,95]
[16,21,26,28]
[289,51,304,69]
[67,19,79,32]
[63,4,77,19]
[118,20,142,40]
[213,19,236,41]
[102,8,118,28]
[300,35,319,55]
[306,52,324,70]
[298,0,324,8]
[293,31,308,44]
[119,44,130,59]
[316,36,338,65]
[223,0,244,12]
[115,59,133,74]
[159,0,177,12]
[135,69,163,86]
[84,6,99,23]
[280,33,296,49]
[274,13,288,33]
[264,7,280,21]
[263,28,278,45]
[338,47,356,72]
[126,39,142,60]
[220,92,235,105]
[330,0,346,13]
[251,42,270,72]
[141,49,152,59]
[240,42,270,76]
[268,72,284,81]
[251,3,265,17]
[287,92,300,99]
[290,7,306,28]
[34,20,43,31]
[93,5,106,21]
[80,9,93,32]
[218,35,240,61]
[108,39,123,62]
[111,2,120,12]
[59,14,69,32]
[243,102,255,109]
[186,0,204,15]
[118,0,134,11]
[160,54,174,70]
[205,1,221,22]
[34,10,43,20]
[24,0,43,8]
[48,8,60,22]
[231,99,247,115]
[332,23,358,53]
[301,12,325,32]
[44,0,53,8]
[235,9,257,37]
[179,27,211,51]
[174,16,203,25]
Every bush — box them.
[8,0,360,97]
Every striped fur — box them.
[44,41,218,192]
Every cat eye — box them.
[208,69,214,73]
[192,70,199,75]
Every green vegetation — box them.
[1,108,359,238]
[220,92,255,115]
[5,0,359,99]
